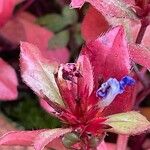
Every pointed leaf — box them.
[18,16,54,52]
[81,6,109,42]
[82,26,134,114]
[77,55,94,97]
[0,130,44,146]
[20,42,64,106]
[0,13,53,49]
[34,128,72,150]
[0,58,18,100]
[82,26,130,85]
[105,111,150,135]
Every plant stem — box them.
[116,135,129,150]
[132,20,149,88]
[133,21,150,107]
[135,23,147,44]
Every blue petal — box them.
[120,75,135,91]
[96,76,135,107]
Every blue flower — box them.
[96,76,135,107]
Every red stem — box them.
[133,20,149,107]
[117,135,129,150]
[135,23,147,44]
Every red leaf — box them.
[0,130,44,146]
[18,17,69,63]
[18,16,53,52]
[82,26,136,114]
[77,55,94,97]
[82,26,130,86]
[0,12,69,63]
[20,42,64,106]
[0,58,18,100]
[34,128,72,150]
[81,6,109,42]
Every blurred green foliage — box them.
[36,6,78,32]
[49,30,70,49]
[36,5,83,58]
[0,92,61,130]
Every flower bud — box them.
[62,132,80,148]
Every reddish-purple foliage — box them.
[0,26,149,150]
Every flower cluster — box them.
[0,26,149,150]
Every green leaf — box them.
[105,111,150,135]
[36,7,78,32]
[49,30,69,49]
[73,24,83,46]
[36,14,66,32]
[62,6,78,25]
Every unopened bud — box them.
[62,132,80,148]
